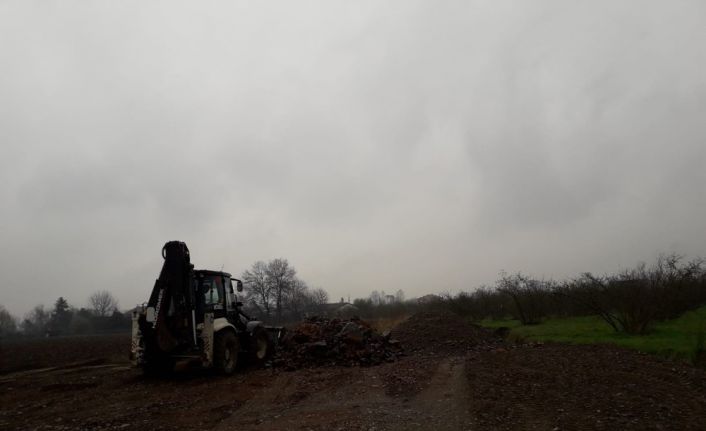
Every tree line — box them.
[7,254,699,337]
[241,258,329,322]
[340,253,706,336]
[429,254,706,334]
[0,291,126,338]
[0,257,330,337]
[351,289,408,318]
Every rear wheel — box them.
[249,326,272,364]
[214,330,239,375]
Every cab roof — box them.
[194,269,232,278]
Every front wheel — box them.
[214,331,239,375]
[249,326,272,364]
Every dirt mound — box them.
[275,316,403,370]
[392,311,501,355]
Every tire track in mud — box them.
[382,356,473,431]
[214,364,390,430]
[212,356,474,431]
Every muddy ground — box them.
[1,313,705,430]
[0,334,129,374]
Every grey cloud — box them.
[0,1,705,316]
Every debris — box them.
[338,322,364,343]
[275,316,403,370]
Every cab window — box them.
[202,279,221,305]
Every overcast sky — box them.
[1,1,705,316]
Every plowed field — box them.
[1,313,705,430]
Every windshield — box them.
[200,275,223,307]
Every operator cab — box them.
[193,270,244,325]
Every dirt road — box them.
[0,353,476,430]
[1,313,705,430]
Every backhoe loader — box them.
[131,241,281,374]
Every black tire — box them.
[249,326,272,364]
[214,330,239,375]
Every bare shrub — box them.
[352,253,706,332]
[556,254,706,334]
[498,272,554,325]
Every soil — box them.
[465,343,706,431]
[1,312,705,430]
[392,311,504,355]
[0,334,130,374]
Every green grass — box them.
[478,305,706,364]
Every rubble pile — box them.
[392,311,502,355]
[275,316,403,370]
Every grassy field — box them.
[478,305,706,364]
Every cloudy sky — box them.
[1,1,705,316]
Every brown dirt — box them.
[466,342,706,430]
[1,312,705,430]
[392,310,503,355]
[0,334,130,373]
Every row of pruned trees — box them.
[369,289,405,305]
[241,258,328,323]
[0,291,127,338]
[352,289,410,318]
[431,254,706,334]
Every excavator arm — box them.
[141,241,196,355]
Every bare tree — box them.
[89,291,119,317]
[243,258,329,321]
[266,258,296,321]
[0,305,17,337]
[309,288,329,306]
[286,278,309,319]
[21,304,50,336]
[242,261,272,317]
[370,290,381,305]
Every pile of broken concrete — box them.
[274,316,403,370]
